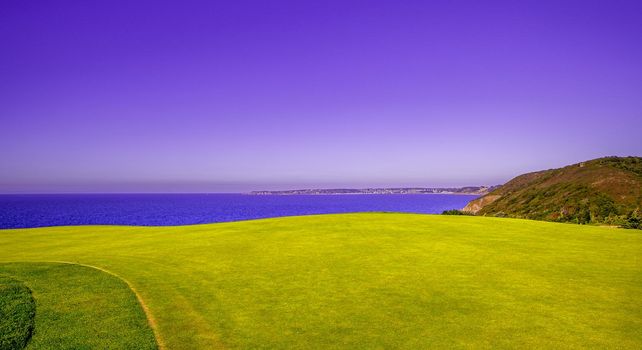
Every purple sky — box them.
[1,0,641,193]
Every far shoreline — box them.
[247,186,497,196]
[246,192,482,196]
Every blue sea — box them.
[0,194,477,229]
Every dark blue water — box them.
[0,194,477,229]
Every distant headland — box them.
[249,186,500,196]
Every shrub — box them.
[441,209,471,216]
[622,209,642,230]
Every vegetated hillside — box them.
[463,156,642,227]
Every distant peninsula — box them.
[249,186,500,196]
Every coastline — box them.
[246,192,484,196]
[247,186,497,196]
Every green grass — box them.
[0,263,157,349]
[1,213,641,349]
[0,275,35,350]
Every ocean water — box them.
[0,194,477,229]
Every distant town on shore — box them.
[249,186,500,196]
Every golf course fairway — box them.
[1,213,641,349]
[0,263,157,349]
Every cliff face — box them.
[462,194,501,213]
[463,156,642,225]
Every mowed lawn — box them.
[0,263,157,350]
[1,213,641,349]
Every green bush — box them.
[441,209,471,216]
[622,209,642,230]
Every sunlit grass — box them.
[0,263,156,349]
[1,213,641,349]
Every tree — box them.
[622,209,641,229]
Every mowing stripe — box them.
[9,261,167,350]
[0,275,36,350]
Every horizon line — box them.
[0,184,500,195]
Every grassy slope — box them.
[0,275,35,350]
[1,213,641,349]
[466,156,642,223]
[0,263,157,350]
